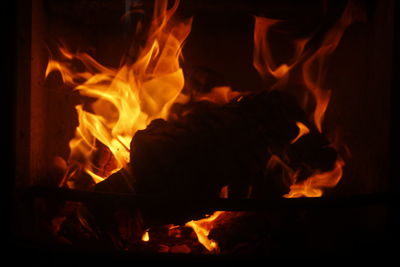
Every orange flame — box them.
[290,121,310,144]
[301,3,356,132]
[195,86,242,105]
[185,211,223,253]
[254,2,359,198]
[284,157,345,198]
[253,17,309,81]
[45,0,360,253]
[46,0,192,185]
[254,3,355,133]
[283,3,357,197]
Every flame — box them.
[283,3,356,197]
[290,121,310,144]
[45,0,361,253]
[252,14,330,132]
[301,3,356,132]
[284,157,345,198]
[253,2,359,198]
[253,2,357,133]
[46,0,192,185]
[141,229,150,242]
[219,185,229,199]
[185,211,224,253]
[253,18,308,81]
[195,86,242,105]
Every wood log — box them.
[94,90,337,223]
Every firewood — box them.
[95,90,337,208]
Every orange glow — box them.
[253,2,358,198]
[282,3,356,197]
[284,157,345,198]
[253,17,289,78]
[46,0,192,185]
[185,211,224,253]
[290,122,310,144]
[253,17,308,80]
[195,86,242,105]
[219,185,229,199]
[253,3,356,133]
[302,2,357,132]
[141,229,150,242]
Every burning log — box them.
[96,89,337,204]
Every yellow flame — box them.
[185,211,223,253]
[46,0,192,185]
[141,230,150,242]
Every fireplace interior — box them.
[11,0,399,262]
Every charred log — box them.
[96,90,337,204]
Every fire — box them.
[284,157,345,198]
[253,3,356,132]
[253,2,360,198]
[44,0,362,253]
[141,229,150,242]
[185,211,223,253]
[290,122,310,144]
[253,17,308,81]
[195,86,242,105]
[46,0,192,186]
[301,2,356,133]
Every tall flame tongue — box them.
[46,0,192,186]
[253,2,358,198]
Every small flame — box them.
[141,229,150,242]
[284,157,345,198]
[195,86,242,105]
[290,121,310,144]
[185,211,224,253]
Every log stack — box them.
[95,89,337,207]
